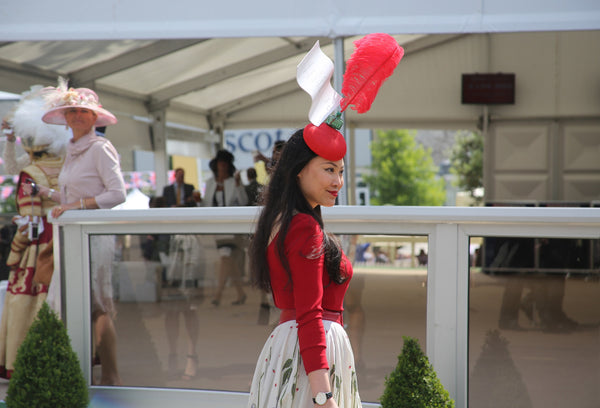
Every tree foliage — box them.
[449,130,484,204]
[380,336,454,408]
[364,130,445,206]
[6,303,88,408]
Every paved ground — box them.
[1,264,599,407]
[0,379,6,400]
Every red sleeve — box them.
[285,214,328,374]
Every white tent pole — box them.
[348,124,356,205]
[150,109,169,193]
[333,37,348,206]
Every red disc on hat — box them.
[303,123,346,161]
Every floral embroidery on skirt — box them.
[247,320,361,408]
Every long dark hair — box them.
[249,128,345,291]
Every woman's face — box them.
[297,156,344,208]
[64,108,97,132]
[216,160,229,177]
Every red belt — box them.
[279,309,343,325]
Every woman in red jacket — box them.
[247,124,361,408]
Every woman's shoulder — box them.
[289,213,321,235]
[87,135,119,157]
[89,135,114,148]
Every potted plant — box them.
[5,302,88,408]
[380,336,454,408]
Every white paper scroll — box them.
[296,41,342,126]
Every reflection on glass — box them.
[88,233,427,403]
[89,234,122,386]
[469,236,600,408]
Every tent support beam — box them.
[70,40,206,88]
[148,37,333,111]
[333,37,348,206]
[150,109,169,192]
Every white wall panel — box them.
[563,125,600,171]
[563,175,600,202]
[494,125,549,171]
[493,174,549,200]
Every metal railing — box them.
[53,205,600,408]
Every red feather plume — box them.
[340,33,404,113]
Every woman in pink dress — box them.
[36,79,126,386]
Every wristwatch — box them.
[313,391,333,405]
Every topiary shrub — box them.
[380,336,455,408]
[5,302,88,408]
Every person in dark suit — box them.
[162,168,195,207]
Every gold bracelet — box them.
[47,189,55,199]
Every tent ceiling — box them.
[1,1,599,136]
[0,34,430,131]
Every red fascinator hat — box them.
[304,116,346,161]
[296,34,404,161]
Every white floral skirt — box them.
[247,320,362,408]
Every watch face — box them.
[316,392,327,405]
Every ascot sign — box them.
[224,128,292,155]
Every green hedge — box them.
[6,303,88,408]
[381,336,454,408]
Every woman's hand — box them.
[308,369,339,408]
[313,397,339,408]
[21,183,33,196]
[22,183,51,198]
[51,202,77,218]
[1,119,15,142]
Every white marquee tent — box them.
[1,1,600,405]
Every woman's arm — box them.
[230,175,249,206]
[92,141,126,208]
[308,369,338,407]
[287,215,329,372]
[51,140,126,218]
[201,179,215,207]
[2,134,30,175]
[287,217,338,407]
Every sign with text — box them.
[462,73,515,104]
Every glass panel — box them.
[469,236,600,408]
[88,233,427,403]
[347,235,428,402]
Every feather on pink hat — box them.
[42,77,117,127]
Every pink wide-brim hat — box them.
[42,87,117,127]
